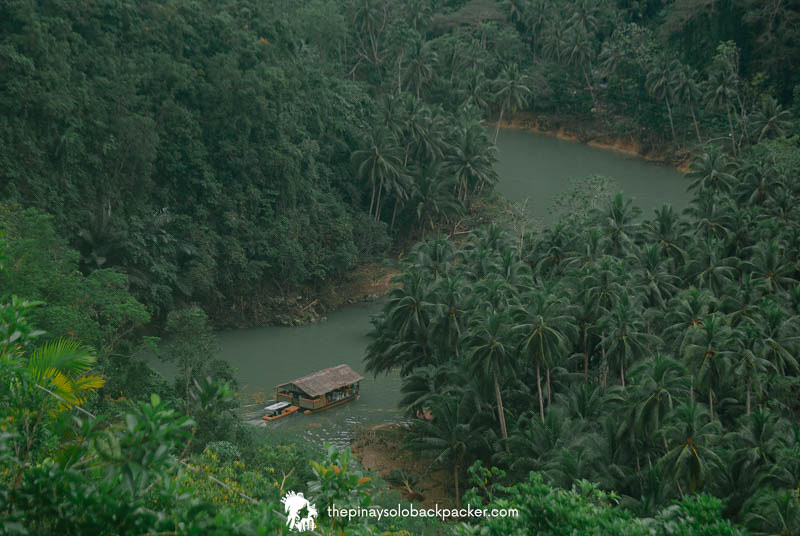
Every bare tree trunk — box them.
[397,54,403,94]
[709,389,714,422]
[690,104,703,144]
[726,104,737,157]
[454,463,461,508]
[184,365,192,415]
[582,65,597,108]
[368,183,376,219]
[600,332,607,391]
[665,96,677,143]
[494,375,508,440]
[545,367,551,406]
[494,105,505,143]
[375,182,383,221]
[583,331,590,380]
[536,359,545,423]
[391,199,399,230]
[746,376,751,416]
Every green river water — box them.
[183,129,689,446]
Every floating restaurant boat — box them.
[262,401,299,421]
[274,364,363,415]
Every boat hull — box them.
[302,394,359,415]
[262,405,299,421]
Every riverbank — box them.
[488,111,692,173]
[258,261,400,327]
[351,423,455,509]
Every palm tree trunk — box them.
[494,374,508,440]
[397,54,403,94]
[708,389,714,422]
[583,331,590,380]
[184,365,192,415]
[375,182,384,221]
[536,358,545,423]
[726,104,737,157]
[391,199,399,230]
[369,183,376,219]
[665,96,677,143]
[600,332,607,391]
[545,367,551,406]
[582,65,597,108]
[746,376,751,416]
[690,104,703,144]
[494,105,505,144]
[453,463,461,508]
[620,360,626,389]
[689,374,694,403]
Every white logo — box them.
[281,491,318,532]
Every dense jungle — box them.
[1,0,799,534]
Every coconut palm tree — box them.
[684,239,737,296]
[566,0,600,34]
[661,402,722,495]
[744,489,800,536]
[492,63,533,142]
[409,237,456,278]
[384,269,434,341]
[631,244,681,309]
[505,407,587,476]
[686,146,738,194]
[352,128,404,221]
[431,274,465,355]
[445,117,498,202]
[514,290,577,422]
[663,288,718,358]
[593,193,642,257]
[672,62,704,144]
[466,310,515,439]
[683,313,735,421]
[411,163,463,238]
[399,363,463,417]
[643,204,691,268]
[459,68,491,112]
[732,321,774,415]
[646,57,678,142]
[631,354,687,450]
[683,190,736,243]
[600,292,661,388]
[743,240,798,293]
[751,96,792,141]
[556,382,617,423]
[720,273,766,326]
[406,394,480,508]
[704,66,740,156]
[384,168,412,230]
[735,159,782,206]
[580,256,626,389]
[755,303,799,378]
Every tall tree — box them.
[646,57,678,143]
[352,128,404,221]
[467,311,515,440]
[492,63,533,143]
[515,291,576,422]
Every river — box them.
[209,129,689,446]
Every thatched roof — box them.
[278,364,364,397]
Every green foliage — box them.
[455,465,744,535]
[368,138,800,530]
[0,205,149,353]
